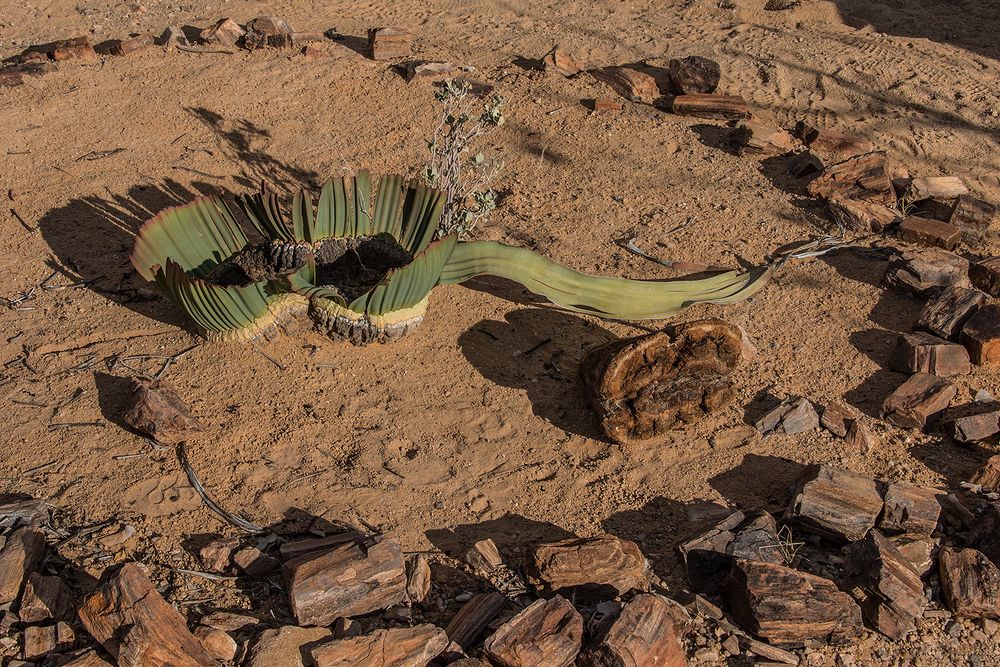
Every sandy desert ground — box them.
[2,0,1000,664]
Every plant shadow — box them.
[457,306,617,440]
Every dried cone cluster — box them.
[581,319,747,445]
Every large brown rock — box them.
[878,483,941,536]
[18,572,73,622]
[122,378,205,443]
[483,596,583,667]
[577,593,686,667]
[526,535,649,600]
[806,151,894,205]
[665,56,720,94]
[78,562,216,667]
[883,248,970,296]
[283,534,406,626]
[311,624,448,667]
[882,373,957,429]
[0,526,45,606]
[784,465,883,543]
[960,304,1000,366]
[723,559,863,645]
[915,286,986,340]
[246,626,332,667]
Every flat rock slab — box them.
[723,559,862,646]
[483,596,583,667]
[784,465,882,543]
[882,372,956,429]
[526,535,649,600]
[78,562,216,667]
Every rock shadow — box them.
[426,513,577,564]
[708,453,807,514]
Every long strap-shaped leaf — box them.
[348,235,458,316]
[131,196,249,281]
[155,260,274,335]
[398,179,445,255]
[437,241,773,320]
[237,187,296,243]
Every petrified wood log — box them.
[283,534,406,626]
[806,151,894,205]
[445,592,507,650]
[577,593,686,667]
[883,248,970,296]
[526,535,649,600]
[878,483,941,536]
[0,527,45,606]
[905,176,968,202]
[723,559,863,645]
[947,406,1000,443]
[78,562,216,667]
[482,596,583,667]
[784,465,882,543]
[122,378,205,443]
[310,624,449,667]
[666,56,720,94]
[915,286,986,340]
[961,304,1000,365]
[581,319,745,445]
[882,373,956,429]
[465,538,504,574]
[18,572,73,622]
[671,93,749,119]
[938,547,1000,618]
[890,332,970,377]
[843,530,926,639]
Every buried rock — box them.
[580,318,747,445]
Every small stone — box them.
[122,378,205,444]
[403,61,462,81]
[199,537,237,572]
[107,33,154,56]
[157,25,189,48]
[542,47,582,77]
[731,120,799,156]
[590,97,623,111]
[845,419,877,454]
[756,397,819,435]
[194,626,237,663]
[596,66,660,103]
[821,401,856,437]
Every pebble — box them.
[693,648,720,663]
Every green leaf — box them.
[349,234,458,316]
[438,241,772,320]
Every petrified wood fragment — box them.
[405,553,431,603]
[542,47,583,77]
[78,562,216,667]
[577,593,686,667]
[879,483,941,536]
[310,624,448,667]
[723,559,863,645]
[731,120,798,156]
[806,151,894,205]
[827,196,898,233]
[784,465,882,543]
[122,378,205,443]
[794,123,874,160]
[905,176,968,202]
[890,332,970,377]
[0,527,45,606]
[950,195,996,246]
[526,535,649,600]
[960,304,1000,366]
[820,401,856,437]
[581,319,744,445]
[898,216,961,250]
[842,530,926,639]
[199,18,244,47]
[971,455,1000,491]
[883,248,970,296]
[446,592,507,650]
[18,572,73,622]
[938,547,1000,618]
[283,534,406,626]
[367,27,412,60]
[595,67,660,104]
[482,596,583,667]
[915,286,986,340]
[881,373,956,429]
[671,93,749,119]
[970,257,1000,297]
[947,407,1000,443]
